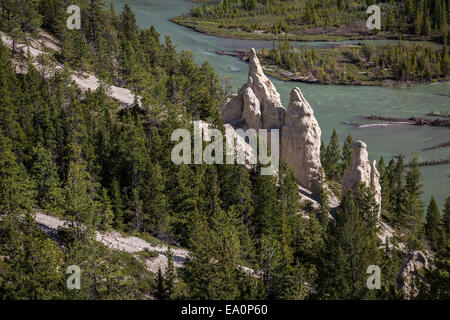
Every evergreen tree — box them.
[341,134,353,172]
[391,156,406,227]
[324,129,341,180]
[443,196,450,238]
[0,135,35,212]
[253,164,279,237]
[417,243,450,299]
[30,143,62,208]
[404,154,425,245]
[425,197,442,250]
[320,188,380,299]
[377,156,392,220]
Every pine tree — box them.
[0,135,35,213]
[404,154,425,244]
[0,210,66,299]
[391,156,406,227]
[414,4,423,36]
[278,164,301,217]
[377,156,392,220]
[417,243,450,299]
[341,134,353,172]
[425,196,442,250]
[155,267,166,300]
[164,247,176,299]
[443,196,450,238]
[183,208,246,299]
[30,143,62,208]
[318,185,330,227]
[320,187,380,299]
[219,164,254,222]
[324,129,341,180]
[146,162,170,237]
[253,164,279,237]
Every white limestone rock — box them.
[242,87,262,130]
[397,251,428,299]
[282,87,324,195]
[341,140,382,217]
[246,48,285,129]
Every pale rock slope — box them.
[0,31,140,108]
[397,250,429,299]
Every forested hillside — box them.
[0,0,449,300]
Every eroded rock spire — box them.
[281,87,324,194]
[341,140,382,217]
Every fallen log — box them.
[422,141,450,151]
[215,49,249,61]
[367,115,450,127]
[416,158,450,166]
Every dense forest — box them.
[178,0,449,41]
[0,0,449,300]
[258,39,449,84]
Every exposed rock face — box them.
[221,48,285,131]
[341,140,382,216]
[245,48,285,130]
[397,251,428,299]
[282,88,324,194]
[370,160,382,209]
[220,48,325,196]
[221,94,243,125]
[242,87,262,130]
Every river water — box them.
[110,0,449,209]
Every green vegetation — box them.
[257,40,449,85]
[0,0,448,300]
[174,0,449,42]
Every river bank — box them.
[171,16,441,43]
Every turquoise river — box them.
[110,0,449,209]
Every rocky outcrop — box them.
[370,160,382,208]
[397,251,428,299]
[245,48,285,129]
[242,87,262,130]
[282,88,324,194]
[221,94,243,124]
[221,48,285,131]
[221,48,324,196]
[341,140,382,216]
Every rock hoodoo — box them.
[282,88,324,195]
[221,48,324,195]
[341,140,382,216]
[221,48,285,130]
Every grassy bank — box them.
[173,0,447,43]
[172,16,439,43]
